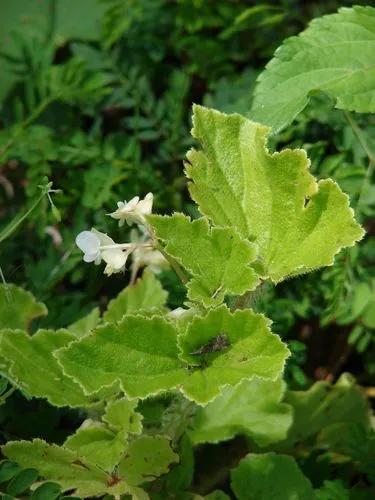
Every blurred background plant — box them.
[0,1,374,495]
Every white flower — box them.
[132,246,168,274]
[76,229,132,276]
[108,193,153,227]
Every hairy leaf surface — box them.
[250,6,375,132]
[186,106,364,282]
[231,453,315,500]
[57,315,187,398]
[0,329,92,407]
[190,378,292,445]
[104,397,143,435]
[103,271,168,323]
[179,305,289,403]
[68,308,100,338]
[149,214,259,306]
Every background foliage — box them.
[0,0,374,498]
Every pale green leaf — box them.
[56,315,187,398]
[67,308,100,338]
[190,378,292,446]
[179,305,290,404]
[103,271,168,323]
[280,373,370,449]
[186,105,364,282]
[231,453,315,500]
[2,439,145,498]
[64,424,127,471]
[103,397,143,435]
[118,435,178,486]
[149,214,259,306]
[250,6,375,132]
[57,307,289,405]
[0,284,47,330]
[0,329,93,407]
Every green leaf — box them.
[2,439,144,498]
[186,105,364,282]
[6,468,38,496]
[118,436,178,486]
[0,329,93,407]
[149,214,259,306]
[280,373,370,449]
[231,453,315,500]
[57,307,289,405]
[67,308,100,338]
[56,315,187,399]
[0,461,21,483]
[103,271,168,323]
[31,482,62,500]
[315,480,350,500]
[179,305,289,404]
[0,284,47,329]
[64,424,127,471]
[250,6,375,132]
[190,378,292,446]
[103,397,143,435]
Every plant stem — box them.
[155,243,188,284]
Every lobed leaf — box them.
[231,453,315,500]
[103,397,143,435]
[179,305,290,404]
[149,214,259,306]
[67,308,100,338]
[250,6,375,132]
[0,329,93,407]
[186,105,364,282]
[103,271,168,323]
[189,378,292,446]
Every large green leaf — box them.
[56,315,187,399]
[0,329,93,407]
[64,424,127,472]
[189,378,292,446]
[186,105,364,282]
[231,453,315,500]
[280,373,370,449]
[149,214,259,306]
[0,284,47,330]
[57,307,289,404]
[67,308,100,338]
[2,439,147,499]
[179,305,289,404]
[250,6,375,132]
[103,271,168,323]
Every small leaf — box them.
[0,284,47,330]
[103,270,168,323]
[179,305,289,404]
[0,329,93,407]
[65,424,127,471]
[6,468,38,496]
[250,6,375,132]
[231,453,315,500]
[103,397,143,435]
[190,378,292,446]
[31,482,62,500]
[186,106,364,283]
[149,214,259,306]
[118,436,178,486]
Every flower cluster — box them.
[76,193,166,276]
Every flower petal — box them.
[76,231,100,254]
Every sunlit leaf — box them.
[0,284,47,330]
[149,214,259,306]
[186,106,364,282]
[67,308,100,338]
[251,6,375,132]
[103,397,143,435]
